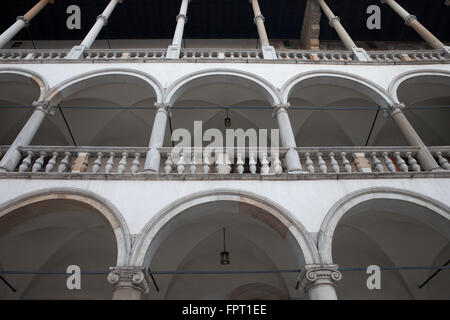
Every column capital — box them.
[16,16,30,27]
[96,14,108,25]
[299,264,342,293]
[107,266,150,294]
[32,101,55,115]
[386,103,405,117]
[254,14,265,24]
[176,14,188,22]
[404,14,417,26]
[328,16,340,27]
[273,103,290,116]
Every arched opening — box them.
[0,71,45,145]
[165,71,281,148]
[131,191,318,300]
[395,74,450,146]
[283,73,402,147]
[0,190,130,299]
[319,189,450,300]
[45,71,163,147]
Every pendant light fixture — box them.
[224,108,232,128]
[220,227,230,265]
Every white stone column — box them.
[249,0,277,60]
[315,0,371,61]
[380,0,449,56]
[0,0,54,49]
[166,0,191,59]
[300,265,342,300]
[66,0,123,59]
[274,104,304,173]
[108,267,149,300]
[387,104,440,171]
[0,101,54,173]
[143,103,170,173]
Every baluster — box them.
[371,152,384,173]
[164,153,173,174]
[249,152,257,174]
[305,153,314,174]
[92,152,103,173]
[203,150,211,174]
[236,152,245,174]
[118,153,128,174]
[19,151,34,172]
[105,152,115,174]
[272,152,282,174]
[382,152,396,173]
[177,152,185,174]
[190,152,197,174]
[58,152,71,173]
[260,153,270,175]
[32,152,46,173]
[394,152,408,172]
[436,152,450,170]
[406,152,421,172]
[131,153,141,174]
[341,152,352,173]
[45,152,59,173]
[329,152,340,173]
[317,152,327,173]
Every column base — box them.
[262,45,277,60]
[442,46,450,57]
[352,47,371,62]
[166,45,181,59]
[66,45,87,59]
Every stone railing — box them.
[0,48,448,64]
[5,146,449,177]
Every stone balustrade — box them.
[4,146,449,178]
[0,48,448,64]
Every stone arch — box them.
[0,67,48,102]
[0,188,132,266]
[131,189,319,268]
[318,187,450,265]
[164,68,282,107]
[281,70,394,108]
[388,70,450,104]
[45,68,164,105]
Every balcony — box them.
[1,145,448,181]
[0,48,448,65]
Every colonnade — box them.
[0,1,448,59]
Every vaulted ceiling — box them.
[1,0,449,42]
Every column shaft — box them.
[307,282,338,300]
[144,104,169,173]
[390,106,440,171]
[274,105,303,173]
[316,0,356,50]
[112,286,143,300]
[67,0,121,59]
[172,0,189,46]
[0,103,51,172]
[0,0,52,49]
[250,0,269,46]
[381,0,445,49]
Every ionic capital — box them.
[299,264,342,293]
[154,103,172,116]
[328,16,341,27]
[97,15,108,25]
[32,101,55,116]
[254,14,265,24]
[16,16,30,27]
[107,266,149,294]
